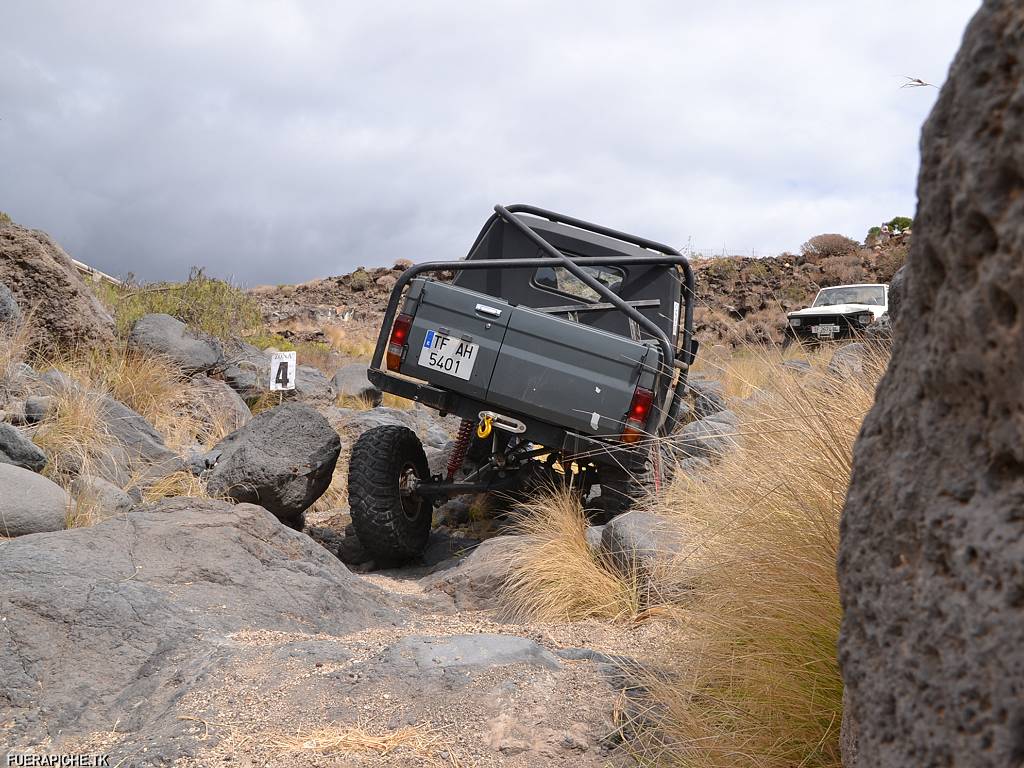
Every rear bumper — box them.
[368,369,643,469]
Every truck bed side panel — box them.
[487,305,652,437]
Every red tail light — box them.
[621,386,653,444]
[386,313,413,371]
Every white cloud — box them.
[0,0,980,283]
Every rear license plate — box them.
[418,329,479,381]
[814,324,840,337]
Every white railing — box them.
[72,259,124,287]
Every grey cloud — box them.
[0,0,980,284]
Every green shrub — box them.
[349,269,371,292]
[886,216,913,232]
[800,234,860,260]
[106,267,262,339]
[244,332,295,351]
[865,226,882,245]
[0,211,12,226]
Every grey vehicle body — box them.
[349,203,697,563]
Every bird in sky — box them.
[901,76,937,88]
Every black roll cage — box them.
[370,203,697,436]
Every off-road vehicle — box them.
[348,204,697,563]
[785,283,889,343]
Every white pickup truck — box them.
[786,283,888,343]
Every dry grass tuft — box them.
[0,318,35,401]
[324,325,377,358]
[142,470,213,502]
[275,722,456,766]
[625,344,889,768]
[335,392,379,411]
[33,386,115,490]
[500,487,645,623]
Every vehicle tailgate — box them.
[487,305,657,437]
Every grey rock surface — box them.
[887,264,905,325]
[667,414,739,461]
[385,634,561,673]
[0,462,68,536]
[94,395,183,486]
[0,498,398,758]
[687,377,726,420]
[599,511,687,578]
[0,223,116,352]
[0,280,20,326]
[128,313,224,374]
[188,374,251,434]
[332,362,382,406]
[421,536,518,610]
[0,422,47,472]
[827,342,869,378]
[838,5,1024,765]
[23,394,55,424]
[204,402,341,528]
[70,475,134,519]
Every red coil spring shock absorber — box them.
[447,418,475,480]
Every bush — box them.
[865,225,882,246]
[819,253,865,286]
[624,346,889,767]
[886,215,913,232]
[103,267,262,339]
[0,211,12,226]
[348,269,371,292]
[800,234,860,260]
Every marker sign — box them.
[269,351,297,391]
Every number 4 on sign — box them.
[269,351,296,391]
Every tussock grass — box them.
[624,345,888,768]
[0,318,34,402]
[142,470,213,502]
[33,386,115,489]
[500,487,645,623]
[324,325,376,358]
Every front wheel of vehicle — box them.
[348,425,431,565]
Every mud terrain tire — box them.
[348,425,431,565]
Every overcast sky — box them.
[1,1,980,285]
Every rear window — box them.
[533,265,624,303]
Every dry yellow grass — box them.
[33,386,115,490]
[275,722,457,766]
[141,470,213,502]
[624,344,888,768]
[324,324,377,358]
[500,487,645,623]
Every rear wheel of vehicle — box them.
[348,425,431,565]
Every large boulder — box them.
[187,374,251,435]
[332,362,382,406]
[70,474,134,520]
[221,346,334,404]
[0,422,47,472]
[665,413,738,461]
[128,313,224,374]
[687,377,727,420]
[203,402,341,528]
[94,395,183,487]
[0,463,69,536]
[0,499,398,758]
[887,264,906,325]
[838,5,1024,766]
[599,511,688,580]
[0,222,116,352]
[421,536,518,610]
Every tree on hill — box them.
[800,233,860,260]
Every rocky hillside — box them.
[250,237,909,347]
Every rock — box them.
[332,362,382,406]
[838,6,1024,766]
[23,394,54,424]
[0,422,47,472]
[328,405,418,434]
[0,462,68,536]
[384,634,561,673]
[293,363,335,404]
[0,498,398,757]
[188,374,251,435]
[128,313,224,374]
[94,395,183,487]
[887,264,905,325]
[204,402,341,528]
[421,536,518,610]
[599,511,687,578]
[827,343,869,378]
[434,496,472,527]
[688,378,726,419]
[667,415,738,461]
[0,280,20,326]
[375,273,398,290]
[70,475,133,519]
[584,525,604,555]
[0,223,116,352]
[782,359,812,375]
[336,523,372,566]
